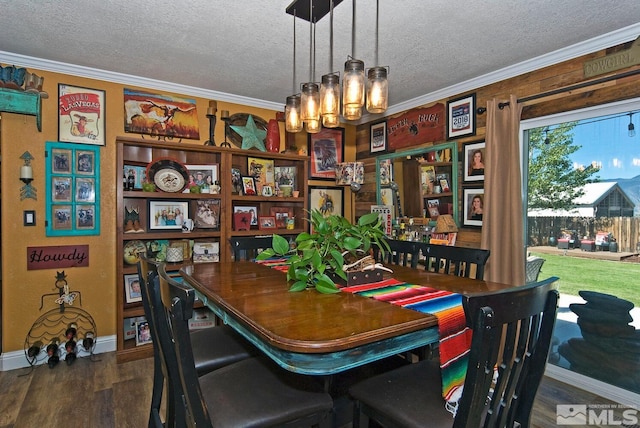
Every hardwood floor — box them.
[0,351,626,428]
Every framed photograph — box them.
[308,127,344,180]
[194,199,220,229]
[309,186,344,219]
[58,84,106,146]
[124,164,148,190]
[270,206,293,228]
[379,159,392,186]
[248,157,275,193]
[234,206,258,226]
[370,121,387,153]
[135,320,152,346]
[447,93,476,139]
[184,164,218,192]
[275,166,296,190]
[463,187,484,228]
[231,166,242,194]
[463,141,486,182]
[124,273,142,304]
[149,200,189,230]
[436,173,451,193]
[241,176,257,195]
[51,148,72,173]
[46,141,101,236]
[426,199,440,219]
[259,216,277,230]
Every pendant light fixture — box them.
[320,0,340,128]
[342,0,365,120]
[285,9,303,133]
[628,112,636,138]
[300,0,321,133]
[366,0,388,114]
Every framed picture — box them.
[194,199,221,229]
[379,159,392,186]
[463,141,486,182]
[149,200,189,230]
[274,166,296,190]
[46,141,100,236]
[309,186,344,219]
[231,166,242,194]
[124,273,142,304]
[447,93,476,139]
[241,176,257,195]
[370,121,387,153]
[135,320,152,346]
[436,173,451,193]
[426,199,440,219]
[234,206,258,226]
[259,216,277,230]
[463,187,484,228]
[58,84,106,146]
[184,164,218,192]
[270,206,293,228]
[124,164,148,190]
[308,127,344,180]
[248,157,275,193]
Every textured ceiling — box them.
[1,0,640,114]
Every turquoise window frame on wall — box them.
[45,141,100,236]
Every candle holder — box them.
[20,151,37,200]
[204,100,217,146]
[220,110,232,148]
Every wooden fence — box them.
[527,216,640,253]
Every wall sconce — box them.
[20,151,37,200]
[204,100,217,146]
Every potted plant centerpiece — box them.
[256,210,390,294]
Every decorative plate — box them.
[123,240,147,265]
[147,158,189,193]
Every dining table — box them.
[180,261,513,376]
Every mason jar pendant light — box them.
[285,8,303,133]
[366,0,388,114]
[342,0,365,120]
[300,0,320,132]
[320,0,340,128]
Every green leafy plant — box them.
[256,210,390,294]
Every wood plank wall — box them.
[355,39,640,249]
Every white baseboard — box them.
[545,364,640,407]
[0,335,116,372]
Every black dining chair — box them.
[421,244,491,280]
[228,236,274,261]
[157,263,334,428]
[374,239,421,268]
[137,255,257,427]
[349,276,560,428]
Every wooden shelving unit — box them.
[115,137,308,362]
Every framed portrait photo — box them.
[194,199,220,229]
[308,127,344,180]
[370,121,387,154]
[124,273,142,304]
[184,164,218,192]
[135,320,152,346]
[259,216,277,230]
[123,164,148,190]
[270,206,293,228]
[149,200,189,230]
[447,93,476,139]
[241,176,257,195]
[58,84,106,146]
[234,206,258,226]
[463,187,484,228]
[463,141,486,182]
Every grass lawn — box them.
[530,252,640,307]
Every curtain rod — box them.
[476,67,640,114]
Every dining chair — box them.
[157,263,334,427]
[228,236,274,261]
[526,255,545,284]
[374,239,421,268]
[421,244,490,280]
[349,276,560,428]
[137,255,257,427]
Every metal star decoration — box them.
[230,115,267,151]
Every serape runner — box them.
[341,278,472,412]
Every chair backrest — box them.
[421,244,490,280]
[228,236,273,261]
[454,276,560,428]
[157,264,213,427]
[526,256,545,283]
[374,239,421,268]
[137,256,186,427]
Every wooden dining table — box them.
[180,261,513,376]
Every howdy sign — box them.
[387,104,445,151]
[27,245,89,270]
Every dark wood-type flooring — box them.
[0,351,625,428]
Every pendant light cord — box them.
[329,0,334,72]
[351,0,356,58]
[375,0,379,65]
[309,0,313,82]
[292,8,297,94]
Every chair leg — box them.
[149,356,164,428]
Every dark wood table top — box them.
[181,261,512,355]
